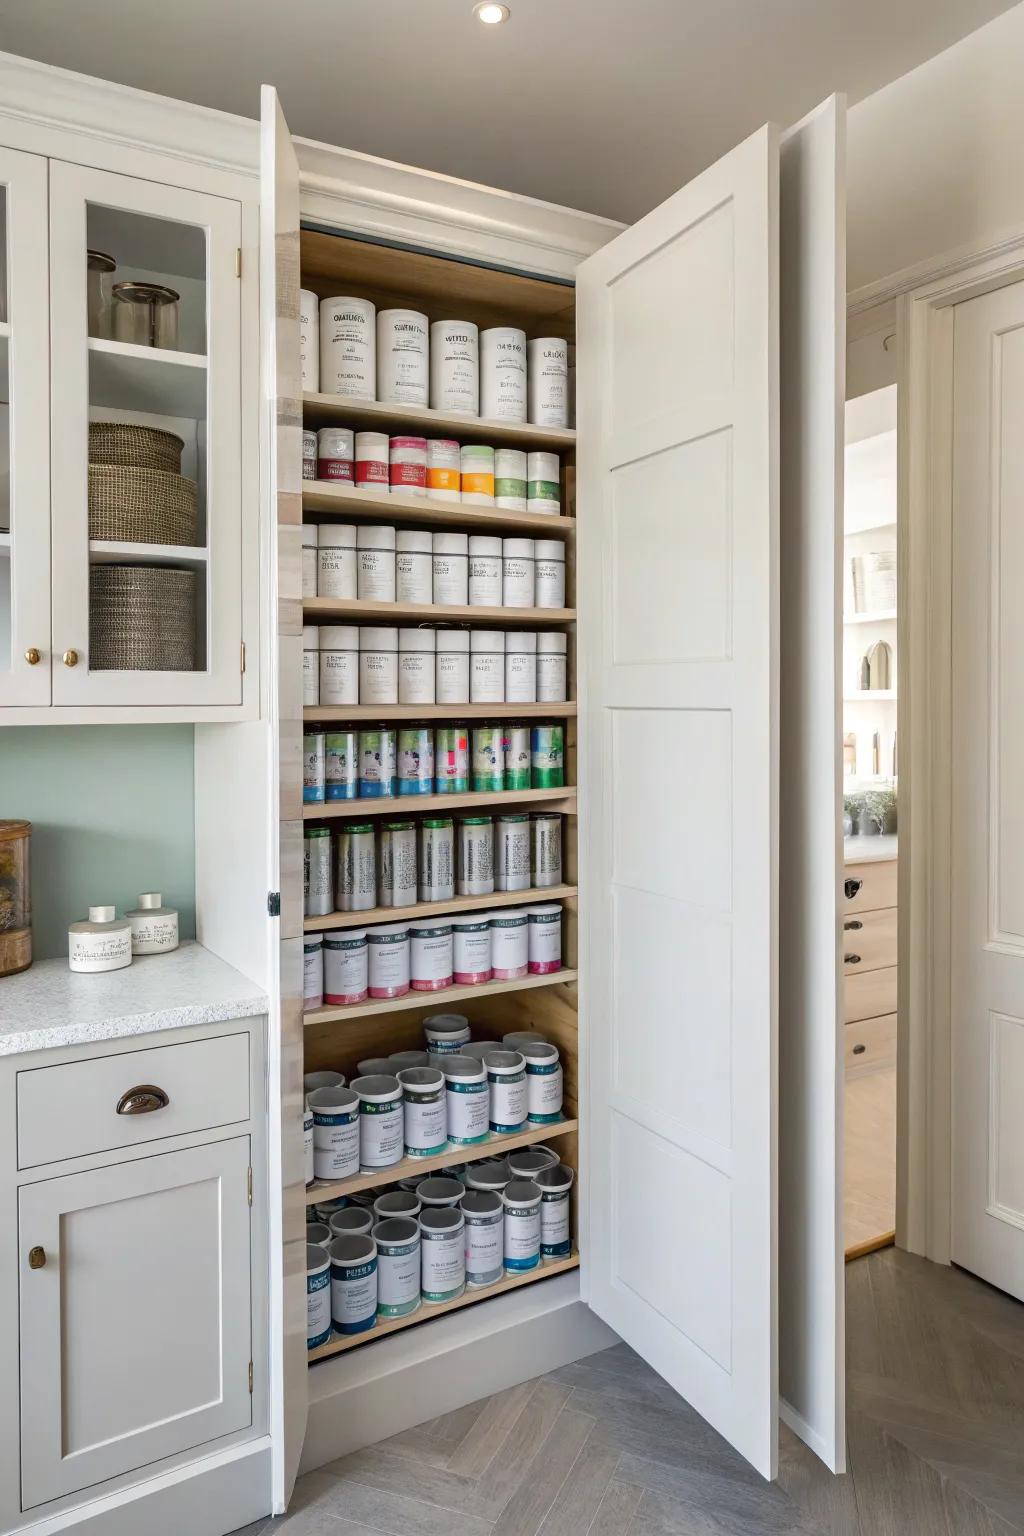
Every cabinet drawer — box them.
[844,966,897,1024]
[17,1033,250,1169]
[844,859,897,915]
[845,1012,897,1075]
[842,906,897,974]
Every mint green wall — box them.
[0,727,195,961]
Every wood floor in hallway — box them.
[239,1247,1024,1536]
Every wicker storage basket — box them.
[88,465,198,547]
[89,565,197,671]
[88,423,184,474]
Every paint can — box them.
[468,534,502,608]
[359,627,399,706]
[337,822,377,912]
[325,730,358,802]
[527,451,561,514]
[303,731,325,803]
[304,826,333,917]
[319,295,375,400]
[416,1177,465,1208]
[451,912,493,983]
[502,1179,542,1273]
[329,1206,374,1238]
[321,630,359,710]
[504,724,531,791]
[323,929,368,1005]
[313,1195,350,1223]
[419,817,455,901]
[460,443,495,506]
[502,538,535,608]
[358,726,397,796]
[472,724,504,791]
[377,308,429,406]
[480,327,527,422]
[303,624,319,706]
[308,1084,360,1181]
[367,922,411,999]
[531,723,564,787]
[396,528,433,604]
[316,426,354,482]
[526,903,562,974]
[307,1244,332,1349]
[494,447,527,512]
[357,1057,395,1078]
[502,1032,547,1053]
[495,814,531,892]
[427,438,461,501]
[354,430,389,490]
[410,919,454,991]
[527,337,569,428]
[423,1012,471,1054]
[352,1073,405,1171]
[398,629,436,706]
[299,289,319,391]
[396,1067,448,1159]
[531,813,562,887]
[318,525,357,600]
[462,1189,504,1287]
[379,819,417,908]
[534,540,566,609]
[374,1189,423,1221]
[435,631,470,705]
[443,1054,490,1147]
[372,1217,421,1319]
[505,632,538,704]
[490,907,529,979]
[389,434,427,495]
[522,1041,564,1124]
[434,722,470,790]
[329,1233,378,1335]
[389,1049,430,1073]
[397,727,434,797]
[536,632,568,703]
[304,1103,314,1186]
[535,1163,574,1259]
[470,630,505,703]
[430,319,479,414]
[433,531,469,606]
[357,525,397,602]
[307,1220,331,1249]
[461,1041,502,1064]
[457,815,494,897]
[419,1206,466,1303]
[304,1070,347,1096]
[484,1049,528,1133]
[464,1158,513,1193]
[303,931,324,1011]
[302,435,317,483]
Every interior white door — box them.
[951,279,1024,1301]
[578,123,781,1478]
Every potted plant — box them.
[861,786,897,836]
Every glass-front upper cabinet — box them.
[48,161,243,708]
[0,146,50,709]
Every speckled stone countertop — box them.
[844,833,898,865]
[0,941,268,1056]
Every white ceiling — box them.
[0,0,1016,221]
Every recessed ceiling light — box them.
[474,2,510,23]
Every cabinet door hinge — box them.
[247,1165,253,1206]
[240,640,246,674]
[267,890,281,917]
[235,247,242,278]
[248,1360,254,1394]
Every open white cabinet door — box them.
[260,84,308,1510]
[577,123,782,1479]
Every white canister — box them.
[357,524,397,602]
[308,1084,360,1181]
[329,1233,378,1335]
[430,320,479,414]
[527,337,569,428]
[419,818,455,901]
[505,631,538,704]
[462,1189,504,1288]
[537,632,568,703]
[302,429,317,481]
[457,815,494,897]
[522,1040,564,1124]
[320,626,359,707]
[451,912,493,984]
[367,922,411,999]
[304,1105,315,1187]
[460,444,495,506]
[390,435,427,495]
[396,529,433,604]
[535,1163,574,1259]
[320,295,375,400]
[359,626,399,705]
[484,1049,528,1134]
[303,931,324,1010]
[126,892,179,955]
[443,1054,490,1147]
[304,827,333,916]
[326,727,357,802]
[531,812,563,888]
[410,919,454,992]
[307,1244,332,1349]
[299,289,319,392]
[496,814,531,893]
[534,540,566,610]
[464,1158,512,1192]
[527,903,562,974]
[423,1012,471,1054]
[433,532,469,606]
[399,627,436,705]
[494,447,527,512]
[307,1220,331,1248]
[316,426,354,482]
[490,907,529,979]
[397,1066,448,1159]
[355,430,390,492]
[358,1057,394,1078]
[468,535,502,607]
[502,1179,542,1273]
[427,438,461,501]
[380,819,418,905]
[303,625,320,707]
[416,1176,465,1208]
[470,630,505,703]
[304,1070,346,1096]
[329,1206,374,1238]
[503,538,536,608]
[352,1073,404,1171]
[436,629,470,704]
[527,452,561,515]
[323,929,368,1005]
[68,906,132,974]
[301,524,318,599]
[507,1145,559,1177]
[419,1207,466,1303]
[374,1188,422,1219]
[372,1217,421,1319]
[377,309,429,405]
[480,327,527,422]
[318,524,357,600]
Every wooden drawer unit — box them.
[17,1032,250,1169]
[844,965,897,1025]
[842,905,897,974]
[844,858,897,915]
[844,1012,897,1075]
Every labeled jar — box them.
[127,891,179,955]
[320,295,376,399]
[427,438,461,501]
[502,1180,542,1272]
[68,906,132,974]
[471,724,504,792]
[326,730,358,801]
[470,630,505,703]
[433,532,469,606]
[410,919,454,992]
[480,327,527,422]
[494,447,527,512]
[399,627,436,705]
[468,535,502,607]
[419,1207,466,1304]
[301,523,318,598]
[496,814,531,892]
[527,337,569,428]
[367,922,410,998]
[397,1067,448,1159]
[352,1073,404,1171]
[307,1245,332,1350]
[303,625,320,707]
[457,816,494,897]
[451,912,492,983]
[316,426,354,481]
[536,633,568,703]
[358,726,397,797]
[419,818,454,902]
[317,524,357,600]
[527,451,561,514]
[430,319,479,414]
[377,309,429,406]
[485,1050,528,1134]
[357,525,397,602]
[505,631,538,703]
[303,730,326,803]
[502,539,536,608]
[337,822,377,910]
[436,631,470,704]
[397,726,434,796]
[323,929,368,1006]
[534,540,566,609]
[462,1190,504,1288]
[389,434,427,495]
[329,1233,378,1335]
[355,430,390,491]
[304,827,333,917]
[299,289,319,392]
[302,432,317,483]
[522,1041,563,1124]
[443,1056,490,1147]
[320,627,359,708]
[304,931,324,1010]
[527,903,562,973]
[490,907,529,979]
[423,1012,472,1054]
[372,1217,421,1319]
[535,1163,574,1259]
[379,820,418,907]
[461,444,495,506]
[504,723,531,791]
[396,528,433,604]
[531,722,565,786]
[359,626,399,705]
[531,812,563,887]
[430,725,467,794]
[309,1084,360,1181]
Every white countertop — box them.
[0,941,268,1057]
[845,833,898,865]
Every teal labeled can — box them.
[325,731,358,801]
[303,732,325,803]
[398,726,434,796]
[472,724,504,792]
[531,724,564,789]
[434,724,469,793]
[359,728,397,797]
[504,724,531,791]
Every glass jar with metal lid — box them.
[112,281,180,350]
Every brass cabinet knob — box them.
[24,648,40,665]
[28,1246,46,1270]
[62,649,79,668]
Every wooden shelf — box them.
[303,597,574,627]
[307,1251,580,1361]
[303,481,574,536]
[306,1117,578,1206]
[303,786,576,821]
[305,967,578,1026]
[844,609,897,625]
[88,540,208,568]
[304,701,576,723]
[306,882,578,933]
[303,391,575,451]
[88,337,207,417]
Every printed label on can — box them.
[464,1210,503,1287]
[540,1190,572,1258]
[307,1262,332,1348]
[331,1255,378,1334]
[404,1088,448,1157]
[359,1097,404,1169]
[445,1078,489,1145]
[312,1103,360,1180]
[420,1222,466,1302]
[488,1065,527,1133]
[527,1060,564,1124]
[503,1201,541,1271]
[376,1237,421,1318]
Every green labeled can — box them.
[434,724,469,793]
[531,724,564,789]
[504,724,531,791]
[472,724,504,792]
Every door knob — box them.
[28,1246,46,1270]
[24,647,40,665]
[844,953,862,966]
[845,878,863,900]
[62,649,79,667]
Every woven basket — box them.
[88,423,184,474]
[89,565,197,671]
[88,466,199,547]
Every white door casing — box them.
[577,123,781,1478]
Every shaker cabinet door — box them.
[19,1137,252,1509]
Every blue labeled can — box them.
[329,1232,378,1335]
[325,731,358,800]
[398,726,435,796]
[359,728,397,797]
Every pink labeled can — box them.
[410,919,454,992]
[390,435,427,495]
[451,913,492,984]
[317,426,354,482]
[489,907,528,980]
[367,922,411,998]
[526,904,562,974]
[355,431,389,491]
[323,929,368,1006]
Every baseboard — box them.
[302,1271,618,1474]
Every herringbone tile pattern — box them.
[240,1248,1024,1535]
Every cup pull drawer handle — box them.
[844,919,863,931]
[845,878,863,900]
[116,1085,170,1116]
[844,953,862,965]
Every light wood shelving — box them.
[304,967,579,1026]
[305,882,578,933]
[303,787,576,821]
[304,701,576,723]
[303,596,574,627]
[302,391,575,452]
[303,481,574,537]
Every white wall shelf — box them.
[88,337,207,418]
[88,539,208,568]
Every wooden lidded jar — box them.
[0,820,31,976]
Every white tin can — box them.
[323,929,368,1006]
[531,812,563,888]
[433,531,469,606]
[464,1159,512,1192]
[480,327,527,422]
[359,626,399,705]
[374,1189,423,1219]
[502,538,536,608]
[389,434,427,495]
[307,1244,332,1349]
[316,426,354,482]
[304,1106,315,1187]
[427,438,461,501]
[329,1207,373,1238]
[443,1055,490,1147]
[502,1179,542,1272]
[372,1217,421,1319]
[419,817,455,901]
[526,903,562,973]
[507,1146,559,1177]
[352,1073,404,1171]
[484,1049,527,1133]
[534,540,566,609]
[304,1070,346,1096]
[430,319,479,414]
[396,528,433,604]
[301,523,318,598]
[527,451,561,514]
[302,430,317,481]
[468,535,502,607]
[423,1012,472,1054]
[337,821,377,913]
[495,814,531,892]
[436,630,470,704]
[357,524,397,602]
[304,827,333,917]
[379,819,418,907]
[416,1176,465,1208]
[317,524,357,600]
[535,1163,574,1259]
[67,905,132,974]
[460,443,495,506]
[536,631,568,703]
[127,891,179,954]
[490,907,529,979]
[329,1233,378,1335]
[457,815,494,897]
[462,1189,504,1287]
[397,1067,448,1159]
[494,447,527,512]
[320,627,359,708]
[320,295,375,400]
[410,919,454,992]
[399,627,436,705]
[470,630,505,703]
[354,430,389,491]
[303,931,324,1010]
[419,1207,466,1303]
[522,1040,564,1124]
[451,913,492,983]
[299,289,319,392]
[308,1084,360,1181]
[367,922,410,998]
[377,308,429,405]
[303,624,320,707]
[505,631,538,704]
[527,337,569,428]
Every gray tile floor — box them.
[237,1248,1024,1535]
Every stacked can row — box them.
[304,627,568,709]
[303,431,562,514]
[302,295,572,428]
[303,724,566,803]
[302,522,566,608]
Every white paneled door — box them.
[951,279,1024,1302]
